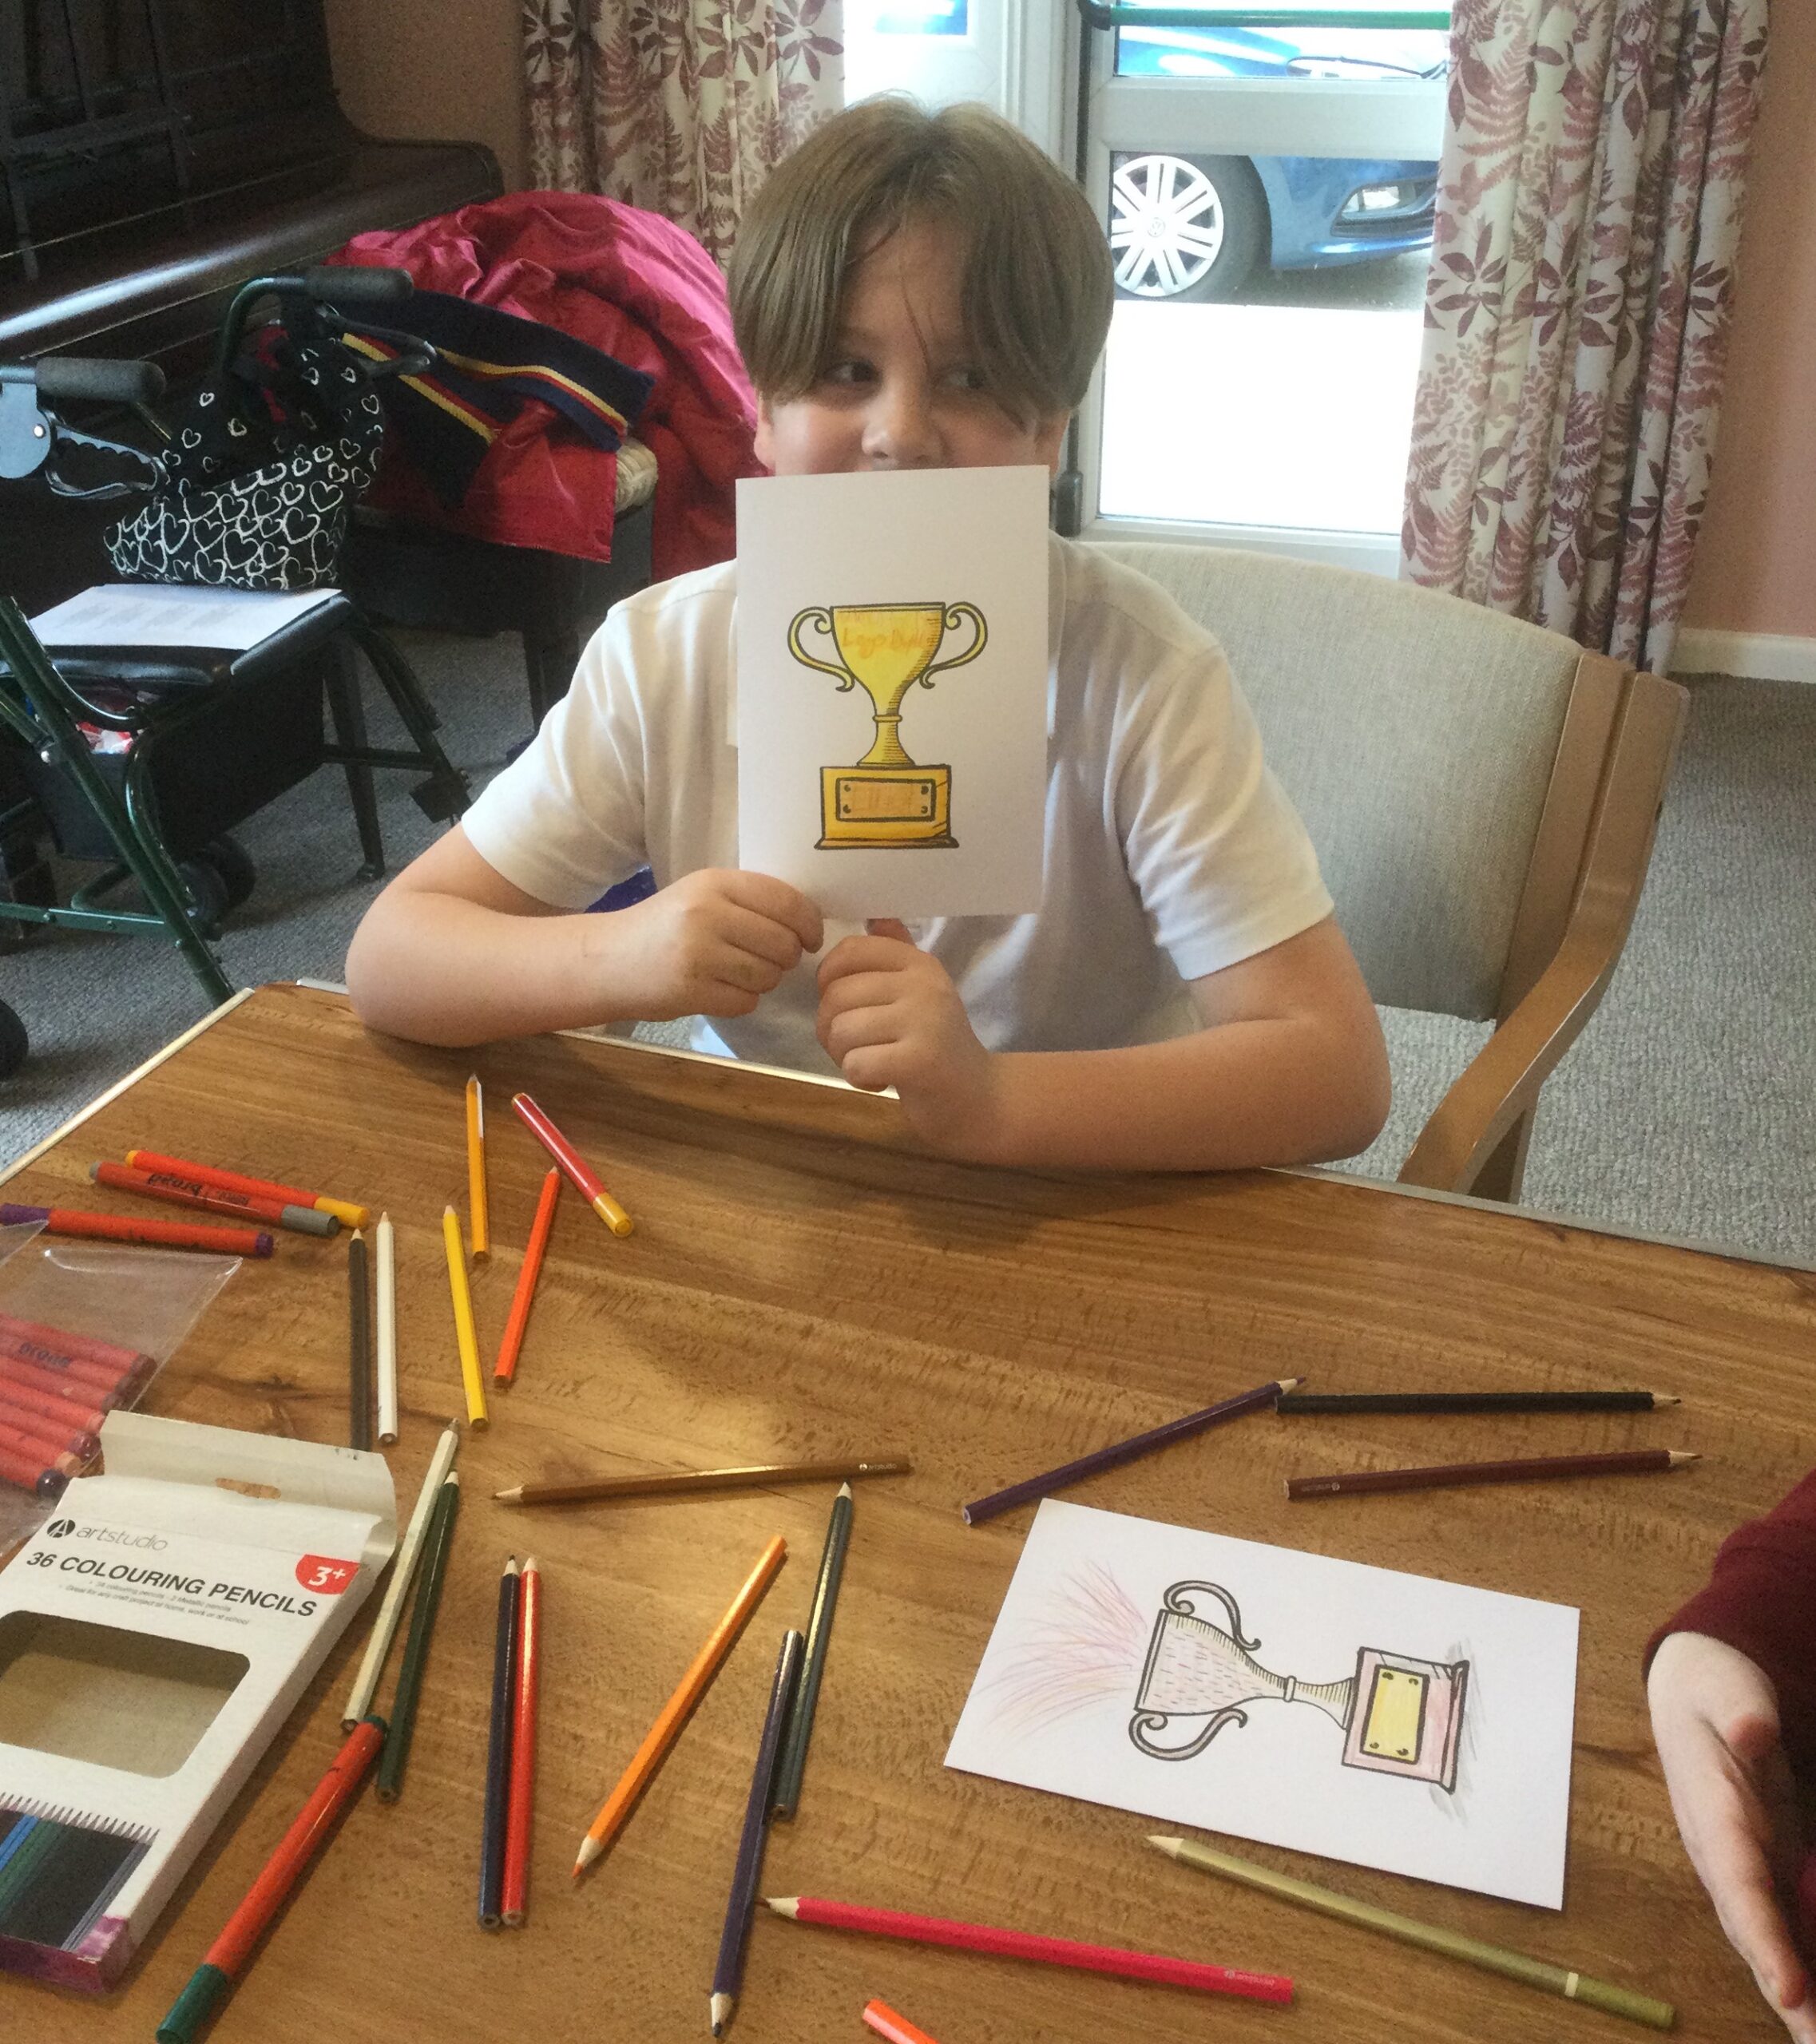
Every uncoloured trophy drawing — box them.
[787,600,988,849]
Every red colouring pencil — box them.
[0,1335,144,1399]
[765,1898,1293,2005]
[92,1162,336,1237]
[0,1418,81,1477]
[501,1555,541,1926]
[125,1149,369,1229]
[155,1719,385,2043]
[494,1168,560,1386]
[0,1202,274,1256]
[511,1093,633,1237]
[0,1406,94,1463]
[0,1441,66,1499]
[0,1370,109,1436]
[0,1312,149,1376]
[1286,1447,1699,1501]
[863,2001,942,2044]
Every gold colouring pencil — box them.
[442,1204,488,1430]
[466,1075,490,1261]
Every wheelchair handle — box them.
[26,358,166,406]
[301,265,414,309]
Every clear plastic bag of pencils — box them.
[0,1222,238,1553]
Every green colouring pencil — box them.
[771,1481,854,1820]
[376,1470,462,1801]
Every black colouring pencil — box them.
[771,1483,854,1820]
[1276,1389,1678,1416]
[478,1556,521,1929]
[962,1375,1302,1526]
[347,1229,372,1452]
[376,1471,462,1801]
[711,1629,805,2038]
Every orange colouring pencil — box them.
[155,1719,385,2043]
[125,1149,369,1229]
[572,1534,786,1876]
[501,1555,541,1926]
[494,1168,560,1386]
[863,2001,943,2044]
[511,1092,632,1237]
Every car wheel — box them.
[1110,153,1269,303]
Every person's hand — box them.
[591,869,823,1020]
[815,919,1001,1155]
[1649,1630,1815,2042]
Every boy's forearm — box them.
[965,1018,1390,1175]
[346,891,619,1046]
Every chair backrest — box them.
[1094,542,1596,1022]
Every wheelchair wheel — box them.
[0,1000,26,1079]
[200,834,257,912]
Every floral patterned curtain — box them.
[1402,0,1769,670]
[523,0,845,270]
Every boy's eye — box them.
[821,358,874,388]
[942,364,989,393]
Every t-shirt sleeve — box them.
[1110,629,1334,983]
[1643,1467,1816,1769]
[459,604,649,909]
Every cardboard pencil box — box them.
[0,1410,395,1989]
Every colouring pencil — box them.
[863,2002,942,2044]
[1148,1836,1674,2029]
[92,1161,338,1235]
[347,1229,372,1452]
[0,1202,273,1256]
[0,1312,152,1376]
[376,1469,462,1801]
[0,1394,97,1458]
[763,1895,1293,2005]
[156,1718,387,2044]
[0,1442,70,1496]
[501,1555,541,1927]
[466,1075,490,1261]
[1276,1389,1679,1415]
[442,1204,488,1430]
[512,1091,633,1236]
[494,1167,560,1386]
[375,1211,398,1444]
[1286,1447,1699,1501]
[0,1372,107,1437]
[342,1421,461,1728]
[573,1533,787,1876]
[498,1459,910,1507]
[711,1628,805,2035]
[479,1556,521,1929]
[771,1483,853,1820]
[962,1377,1302,1525]
[125,1148,369,1228]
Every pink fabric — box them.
[336,190,764,579]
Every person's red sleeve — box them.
[1645,1468,1816,1768]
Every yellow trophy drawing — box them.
[787,600,987,848]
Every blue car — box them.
[1111,23,1446,300]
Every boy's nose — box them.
[862,382,942,468]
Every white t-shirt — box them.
[462,534,1333,1074]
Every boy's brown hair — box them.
[728,97,1113,422]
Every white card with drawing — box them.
[736,466,1049,920]
[946,1501,1579,1909]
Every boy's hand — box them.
[595,869,823,1020]
[815,919,1000,1155]
[1648,1631,1815,2042]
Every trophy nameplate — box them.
[787,600,986,850]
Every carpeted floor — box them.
[1,635,1810,1267]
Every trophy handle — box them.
[1163,1579,1261,1653]
[920,601,987,686]
[1130,1705,1249,1761]
[787,605,855,690]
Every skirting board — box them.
[1671,628,1816,683]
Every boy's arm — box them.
[815,915,1389,1172]
[346,826,822,1048]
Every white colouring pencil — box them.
[375,1211,398,1446]
[340,1419,460,1729]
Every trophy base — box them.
[818,764,955,849]
[1340,1646,1469,1792]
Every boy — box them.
[346,98,1390,1173]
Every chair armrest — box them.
[1398,667,1687,1198]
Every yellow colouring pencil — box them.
[442,1204,488,1430]
[466,1075,490,1261]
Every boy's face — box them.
[754,219,1069,477]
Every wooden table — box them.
[2,982,1810,2044]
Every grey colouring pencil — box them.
[770,1483,854,1820]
